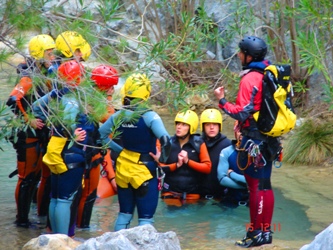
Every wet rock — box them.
[300,223,333,250]
[22,225,181,250]
[77,224,181,250]
[22,234,81,250]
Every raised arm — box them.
[98,112,123,154]
[144,111,171,163]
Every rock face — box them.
[22,224,181,250]
[300,223,333,250]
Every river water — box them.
[0,63,332,250]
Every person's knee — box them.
[259,178,271,190]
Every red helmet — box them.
[91,65,119,91]
[58,60,85,86]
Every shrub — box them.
[283,118,333,165]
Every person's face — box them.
[237,50,246,65]
[175,122,190,137]
[106,86,115,96]
[43,49,55,68]
[73,49,83,61]
[204,123,220,138]
[237,50,253,66]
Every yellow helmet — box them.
[55,31,88,58]
[174,110,199,135]
[28,34,55,60]
[200,108,223,132]
[123,73,151,101]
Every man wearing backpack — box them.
[214,36,276,248]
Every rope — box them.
[236,139,266,171]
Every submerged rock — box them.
[22,224,181,250]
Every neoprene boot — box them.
[16,177,34,227]
[54,198,72,234]
[79,191,96,228]
[235,229,273,248]
[114,213,133,231]
[138,218,154,226]
[48,198,57,232]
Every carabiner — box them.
[273,160,282,168]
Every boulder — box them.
[22,234,81,250]
[22,225,181,250]
[77,224,180,250]
[300,223,333,250]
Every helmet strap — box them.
[176,131,190,141]
[243,53,249,67]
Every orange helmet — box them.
[91,65,119,91]
[58,60,85,86]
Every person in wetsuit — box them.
[99,73,171,230]
[214,36,276,247]
[6,34,56,227]
[76,64,119,229]
[199,108,231,199]
[35,30,92,233]
[158,110,211,205]
[33,60,97,237]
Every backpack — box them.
[253,64,297,137]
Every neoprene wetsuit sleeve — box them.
[217,145,246,189]
[98,112,123,154]
[158,135,171,163]
[143,111,171,163]
[217,145,234,182]
[7,76,33,120]
[32,92,52,121]
[187,143,211,174]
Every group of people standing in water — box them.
[6,32,277,248]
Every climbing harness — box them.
[156,167,165,191]
[236,139,266,171]
[273,147,283,168]
[100,160,108,177]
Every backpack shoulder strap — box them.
[265,64,291,89]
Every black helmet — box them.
[239,36,267,61]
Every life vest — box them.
[163,134,204,194]
[43,114,99,174]
[43,136,68,174]
[115,149,153,189]
[201,133,231,196]
[115,114,157,189]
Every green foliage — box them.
[96,0,122,23]
[2,0,333,166]
[283,118,333,165]
[293,80,309,94]
[294,32,329,81]
[7,2,46,31]
[322,84,333,110]
[0,101,24,148]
